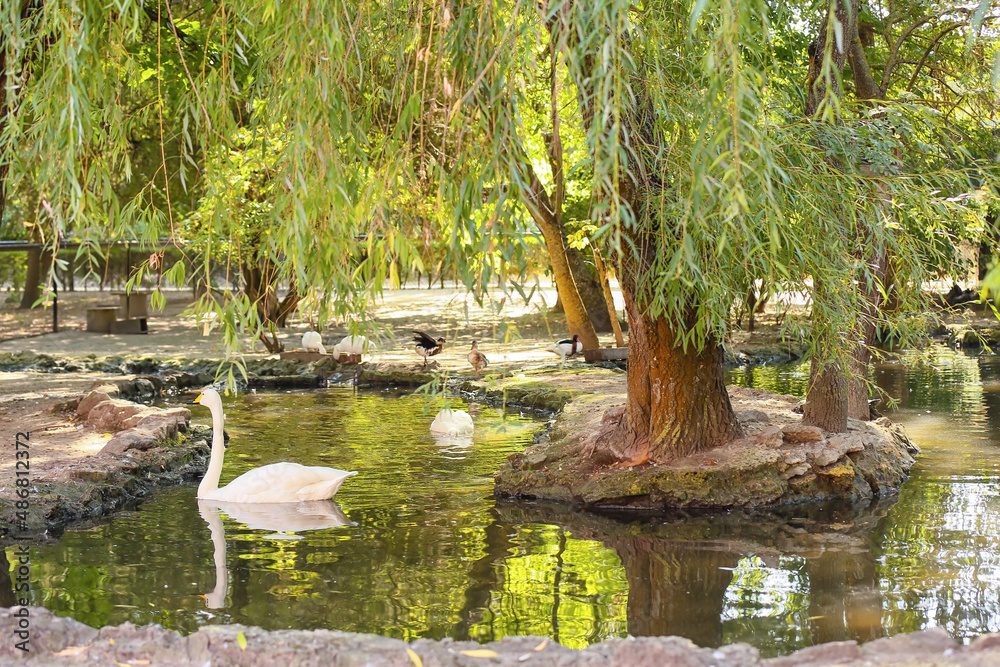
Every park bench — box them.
[86,291,150,334]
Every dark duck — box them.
[413,331,446,367]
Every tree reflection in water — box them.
[496,496,894,654]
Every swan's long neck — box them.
[197,401,227,498]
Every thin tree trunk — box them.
[804,0,861,431]
[593,248,624,347]
[848,237,887,421]
[803,355,849,432]
[566,244,615,332]
[241,260,298,352]
[512,35,600,350]
[19,247,50,309]
[520,164,600,351]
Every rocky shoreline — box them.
[0,606,997,666]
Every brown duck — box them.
[467,340,489,376]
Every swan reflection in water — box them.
[197,499,354,609]
[431,432,474,454]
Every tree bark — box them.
[804,0,871,430]
[241,260,300,352]
[566,244,616,332]
[513,36,602,349]
[805,0,857,116]
[547,0,741,462]
[593,248,624,347]
[979,214,996,282]
[597,255,743,464]
[520,161,600,351]
[19,246,50,309]
[803,355,849,432]
[848,206,888,421]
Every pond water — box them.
[6,345,1000,656]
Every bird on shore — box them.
[467,340,489,376]
[413,331,445,367]
[546,334,582,367]
[332,335,373,363]
[302,331,327,354]
[191,388,357,503]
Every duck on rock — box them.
[332,335,373,363]
[302,331,327,354]
[413,331,446,367]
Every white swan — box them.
[429,406,474,436]
[302,331,327,354]
[332,335,373,362]
[192,388,357,503]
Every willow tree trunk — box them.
[802,0,859,432]
[241,262,300,352]
[595,256,743,465]
[803,356,849,432]
[545,3,740,462]
[593,248,624,347]
[847,234,888,421]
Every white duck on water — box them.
[191,388,356,503]
[430,406,474,436]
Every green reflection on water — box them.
[15,389,630,649]
[728,345,1000,645]
[9,348,1000,656]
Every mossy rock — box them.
[950,326,1000,348]
[458,378,582,412]
[358,370,438,387]
[0,435,210,539]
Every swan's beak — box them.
[189,393,204,405]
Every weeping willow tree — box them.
[2,0,997,460]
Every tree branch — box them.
[905,23,963,93]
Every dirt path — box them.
[0,397,111,478]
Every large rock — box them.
[86,400,147,431]
[99,429,161,455]
[76,390,112,418]
[99,408,191,456]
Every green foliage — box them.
[2,0,998,364]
